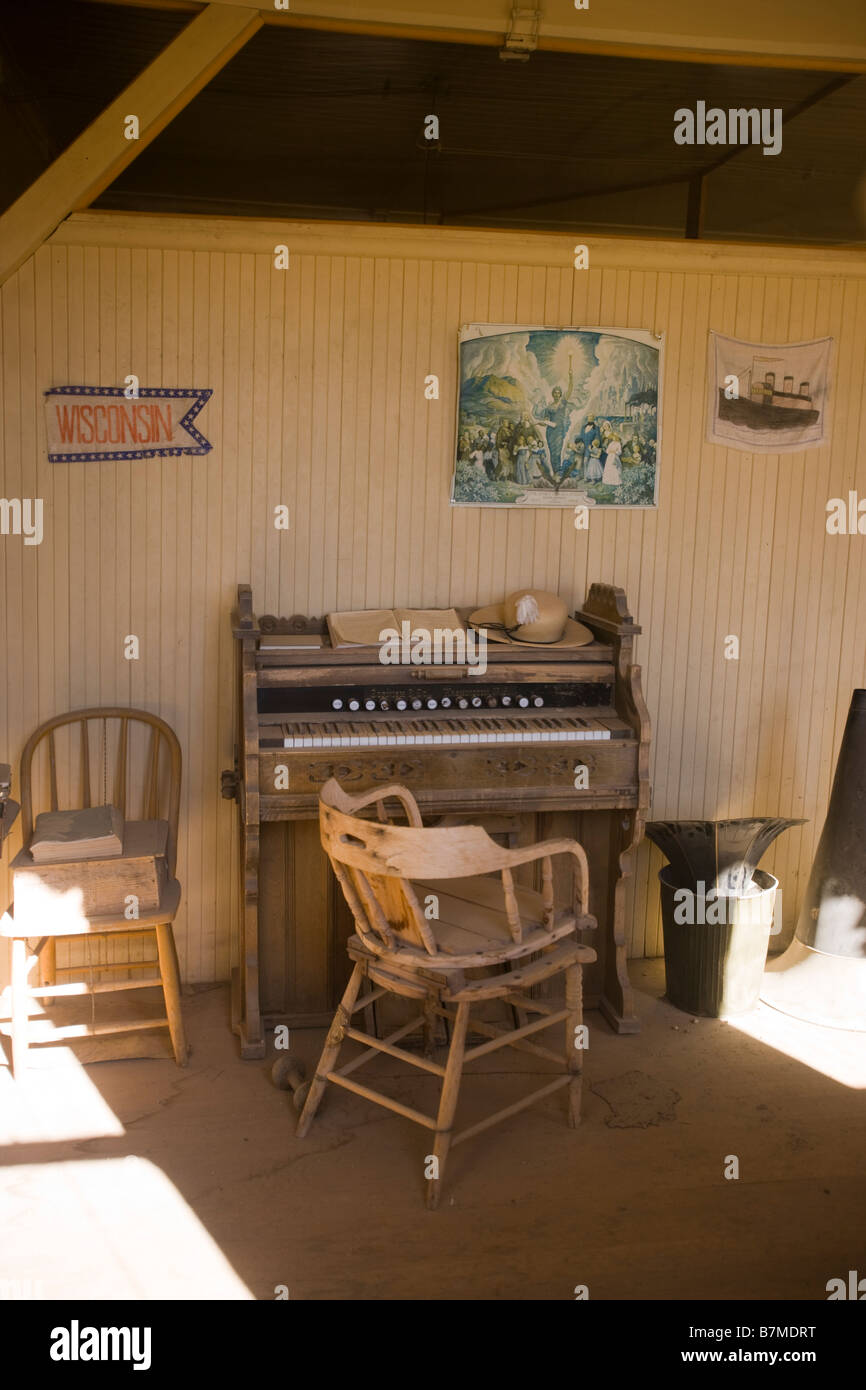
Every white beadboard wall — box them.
[1,213,865,989]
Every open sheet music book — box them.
[327,608,463,648]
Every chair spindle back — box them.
[19,708,182,875]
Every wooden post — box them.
[575,584,649,1033]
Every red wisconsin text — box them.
[54,401,174,446]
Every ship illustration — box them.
[718,358,820,431]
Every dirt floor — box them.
[2,960,865,1301]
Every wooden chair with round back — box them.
[294,776,597,1208]
[2,707,188,1076]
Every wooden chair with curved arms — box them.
[2,708,188,1076]
[296,777,597,1208]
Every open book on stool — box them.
[29,804,124,863]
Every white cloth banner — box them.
[45,386,212,462]
[707,333,832,453]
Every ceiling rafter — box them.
[0,2,262,286]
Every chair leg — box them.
[296,960,365,1139]
[363,991,379,1040]
[507,958,528,1031]
[40,937,57,1009]
[10,937,31,1080]
[422,995,439,1056]
[564,961,584,1129]
[155,923,189,1066]
[426,1000,470,1211]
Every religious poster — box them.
[44,386,213,462]
[707,333,833,453]
[450,324,662,509]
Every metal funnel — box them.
[645,817,805,894]
[761,690,866,1031]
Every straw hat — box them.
[468,589,593,648]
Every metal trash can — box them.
[659,867,778,1017]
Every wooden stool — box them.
[297,778,597,1208]
[2,709,188,1076]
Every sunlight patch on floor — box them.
[1,1157,254,1299]
[0,1039,126,1145]
[725,1000,866,1089]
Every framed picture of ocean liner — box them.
[707,332,833,453]
[450,324,662,508]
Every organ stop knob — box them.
[471,696,482,708]
[518,697,529,708]
[396,699,407,710]
[426,699,438,709]
[331,698,343,710]
[533,696,544,707]
[411,698,423,710]
[364,699,376,710]
[348,699,360,711]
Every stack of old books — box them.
[28,804,124,863]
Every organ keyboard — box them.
[270,715,619,748]
[223,582,651,1057]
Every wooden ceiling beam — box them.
[0,2,262,287]
[82,0,866,74]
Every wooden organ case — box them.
[222,582,650,1058]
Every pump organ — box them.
[222,582,651,1057]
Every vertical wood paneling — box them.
[1,220,864,990]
